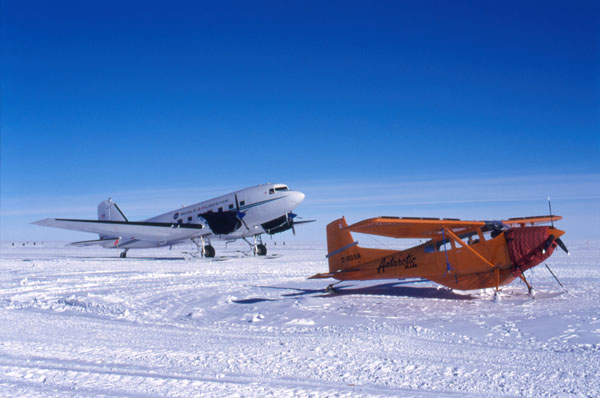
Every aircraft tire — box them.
[256,244,267,256]
[120,251,127,258]
[204,245,216,258]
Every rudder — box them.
[97,198,128,240]
[97,198,128,222]
[326,217,363,273]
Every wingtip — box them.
[32,218,54,226]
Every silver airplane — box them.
[33,183,312,258]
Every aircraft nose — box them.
[292,191,305,205]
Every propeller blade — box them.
[542,234,554,254]
[234,194,249,231]
[292,219,316,225]
[555,238,569,255]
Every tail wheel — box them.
[256,244,267,256]
[204,245,216,258]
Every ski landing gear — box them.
[519,273,536,297]
[325,281,342,293]
[243,235,267,256]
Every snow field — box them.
[0,241,598,397]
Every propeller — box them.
[288,212,297,235]
[235,194,249,231]
[555,237,569,255]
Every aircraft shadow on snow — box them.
[234,282,474,304]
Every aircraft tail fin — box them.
[308,217,397,280]
[97,199,127,239]
[325,217,362,273]
[97,198,128,222]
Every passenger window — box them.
[459,231,478,245]
[240,200,245,206]
[187,216,192,222]
[218,207,223,212]
[228,204,234,210]
[177,219,183,224]
[436,239,452,252]
[269,189,275,194]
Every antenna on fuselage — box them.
[548,195,554,228]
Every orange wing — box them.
[502,215,562,226]
[345,217,485,239]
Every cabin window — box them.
[436,239,452,252]
[482,230,494,241]
[459,231,479,245]
[188,216,192,222]
[240,200,245,206]
[424,244,434,253]
[218,207,223,212]
[197,214,202,218]
[228,204,234,210]
[269,188,275,194]
[274,185,288,192]
[177,219,183,224]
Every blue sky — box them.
[1,1,599,242]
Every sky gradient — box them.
[1,1,599,242]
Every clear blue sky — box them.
[1,1,599,242]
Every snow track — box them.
[1,241,598,397]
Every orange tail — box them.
[325,217,362,274]
[310,217,395,280]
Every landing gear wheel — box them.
[326,284,337,293]
[256,244,267,256]
[119,251,127,258]
[204,245,216,258]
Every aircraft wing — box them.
[345,217,485,239]
[501,215,562,226]
[33,218,208,241]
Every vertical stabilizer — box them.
[326,217,362,273]
[97,199,127,239]
[97,198,128,222]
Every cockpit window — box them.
[269,185,288,194]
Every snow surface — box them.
[0,240,598,397]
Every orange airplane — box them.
[311,215,568,298]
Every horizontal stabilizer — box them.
[309,269,360,279]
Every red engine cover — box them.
[505,226,556,272]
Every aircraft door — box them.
[434,238,458,275]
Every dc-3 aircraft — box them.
[311,215,568,298]
[34,183,313,258]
